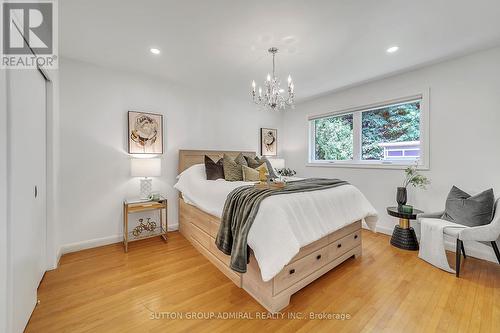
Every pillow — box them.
[245,156,262,169]
[222,154,244,181]
[242,165,260,181]
[256,156,278,179]
[242,164,269,182]
[234,153,248,167]
[204,155,224,180]
[441,186,495,227]
[173,164,206,201]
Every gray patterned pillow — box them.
[245,156,263,169]
[223,154,244,181]
[234,153,248,167]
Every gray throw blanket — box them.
[215,178,349,273]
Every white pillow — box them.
[174,164,206,202]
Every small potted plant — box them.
[398,165,430,207]
[275,168,297,182]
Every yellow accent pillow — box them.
[256,163,269,182]
[242,164,268,182]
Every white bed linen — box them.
[174,164,378,281]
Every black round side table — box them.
[387,206,423,251]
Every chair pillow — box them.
[204,155,224,180]
[441,186,495,227]
[223,154,244,181]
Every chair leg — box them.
[456,239,462,278]
[461,241,466,258]
[492,241,500,264]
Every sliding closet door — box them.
[8,68,47,333]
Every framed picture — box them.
[128,111,163,154]
[260,128,277,156]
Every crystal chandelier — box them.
[251,47,295,111]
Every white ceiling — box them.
[60,0,500,101]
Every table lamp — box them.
[131,158,161,199]
[268,158,285,170]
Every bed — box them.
[175,149,377,312]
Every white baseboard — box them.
[364,224,498,263]
[59,234,122,255]
[59,223,180,256]
[374,225,393,235]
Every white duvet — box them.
[174,164,378,281]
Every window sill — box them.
[306,162,429,170]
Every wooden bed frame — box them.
[178,149,362,312]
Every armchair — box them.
[418,199,500,277]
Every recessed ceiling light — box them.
[386,46,399,54]
[150,48,161,55]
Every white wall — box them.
[283,46,500,261]
[58,58,282,252]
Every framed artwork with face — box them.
[128,111,163,154]
[260,128,277,156]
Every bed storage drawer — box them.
[192,218,210,235]
[209,241,231,266]
[190,223,211,249]
[208,220,220,238]
[327,230,361,259]
[328,220,362,243]
[274,246,329,294]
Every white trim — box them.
[58,223,180,256]
[59,234,123,255]
[306,161,429,170]
[308,89,430,169]
[307,94,423,121]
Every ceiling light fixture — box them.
[386,46,399,54]
[150,48,161,55]
[251,47,295,111]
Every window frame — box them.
[307,90,430,170]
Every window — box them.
[309,94,428,168]
[314,113,353,161]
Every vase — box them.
[396,187,407,207]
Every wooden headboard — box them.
[178,149,256,174]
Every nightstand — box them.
[123,197,167,252]
[387,206,423,251]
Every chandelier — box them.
[251,47,295,111]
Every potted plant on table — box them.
[275,168,297,182]
[397,165,430,208]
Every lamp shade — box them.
[267,158,285,170]
[130,158,161,177]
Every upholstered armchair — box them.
[418,199,500,277]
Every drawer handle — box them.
[289,269,295,275]
[316,254,322,260]
[337,243,342,248]
[354,234,358,239]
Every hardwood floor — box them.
[27,231,500,333]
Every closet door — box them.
[8,68,47,333]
